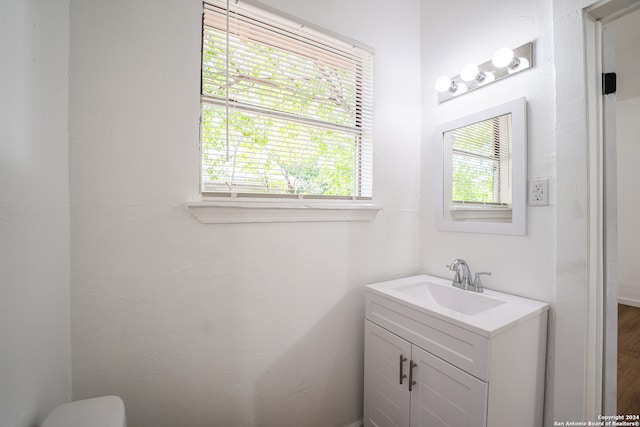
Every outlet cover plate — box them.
[529,179,549,206]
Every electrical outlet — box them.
[529,179,549,206]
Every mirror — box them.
[434,98,527,235]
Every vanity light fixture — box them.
[436,41,533,103]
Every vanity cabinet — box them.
[363,279,548,427]
[365,321,487,427]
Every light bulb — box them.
[435,75,454,93]
[492,47,515,68]
[460,63,480,82]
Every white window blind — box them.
[200,0,374,200]
[450,113,512,207]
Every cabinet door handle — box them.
[399,355,408,384]
[408,360,418,391]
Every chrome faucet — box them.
[446,259,492,293]
[447,259,472,290]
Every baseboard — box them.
[618,296,640,308]
[345,421,363,427]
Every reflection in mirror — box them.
[444,113,512,217]
[435,98,526,235]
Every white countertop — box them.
[365,274,549,337]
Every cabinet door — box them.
[409,345,487,427]
[364,320,412,427]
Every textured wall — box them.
[420,0,556,307]
[69,0,422,426]
[419,0,558,423]
[0,0,72,425]
[552,0,604,421]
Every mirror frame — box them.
[434,97,527,235]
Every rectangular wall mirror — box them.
[434,97,527,235]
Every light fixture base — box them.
[437,41,533,103]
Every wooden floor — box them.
[618,303,640,414]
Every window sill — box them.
[449,207,512,220]
[186,200,381,224]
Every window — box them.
[200,0,374,201]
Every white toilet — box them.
[41,395,127,427]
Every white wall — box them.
[420,0,558,422]
[616,96,640,305]
[421,0,556,306]
[0,0,72,426]
[553,0,609,422]
[421,0,635,421]
[68,0,422,426]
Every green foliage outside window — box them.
[200,17,366,197]
[450,116,509,205]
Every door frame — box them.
[584,0,640,417]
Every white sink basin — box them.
[366,274,548,336]
[395,282,505,315]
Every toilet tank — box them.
[42,396,126,427]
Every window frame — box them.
[189,0,379,224]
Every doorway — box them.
[598,4,640,416]
[605,8,640,414]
